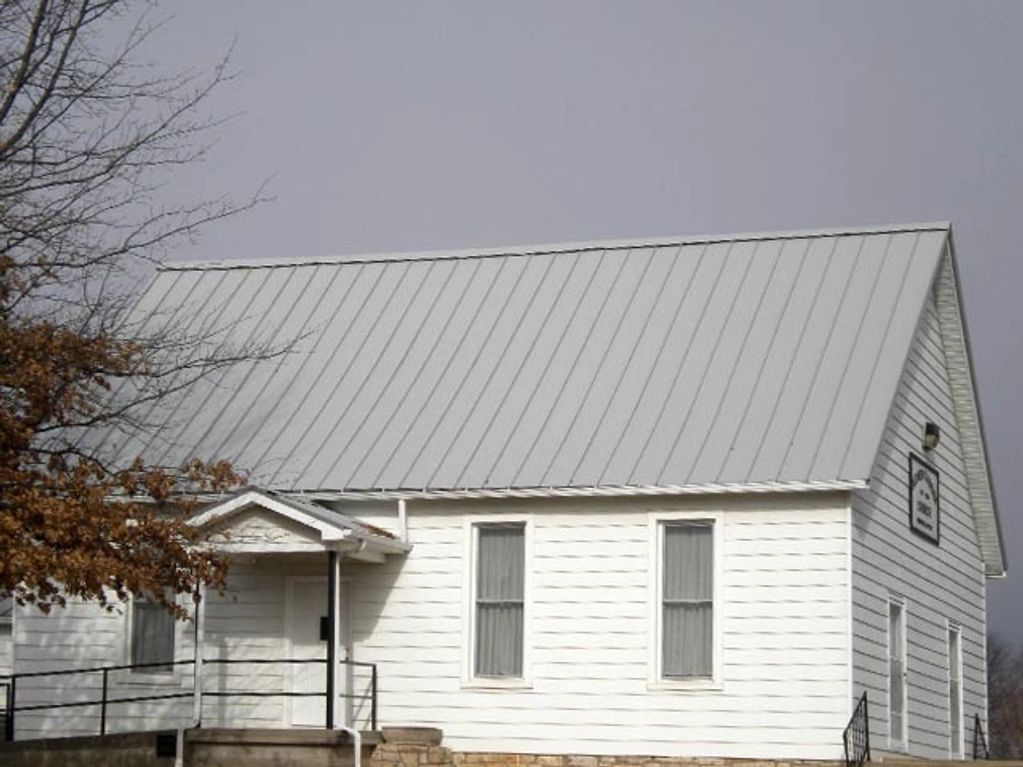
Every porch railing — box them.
[0,680,8,737]
[842,692,871,767]
[973,712,990,760]
[2,657,377,742]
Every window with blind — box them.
[474,524,525,678]
[662,521,714,679]
[948,624,963,757]
[889,599,907,750]
[131,596,175,673]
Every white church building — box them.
[3,222,1006,763]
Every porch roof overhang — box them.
[190,487,411,561]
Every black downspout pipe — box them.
[326,550,337,730]
[4,677,14,742]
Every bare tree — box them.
[0,0,275,615]
[988,633,1023,758]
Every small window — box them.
[131,595,175,673]
[888,599,908,750]
[474,524,524,678]
[948,624,963,757]
[662,521,714,679]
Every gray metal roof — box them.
[107,223,952,494]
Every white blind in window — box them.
[132,598,175,671]
[889,601,906,747]
[475,525,524,677]
[663,522,713,678]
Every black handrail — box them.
[2,656,377,741]
[973,713,990,760]
[1,680,9,742]
[843,692,871,767]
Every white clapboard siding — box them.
[346,494,851,759]
[11,596,194,739]
[9,557,336,738]
[0,624,11,677]
[851,263,987,760]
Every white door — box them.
[285,576,353,727]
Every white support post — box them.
[192,584,206,725]
[332,552,343,727]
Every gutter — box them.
[288,479,869,503]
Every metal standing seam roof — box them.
[99,222,962,502]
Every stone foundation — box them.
[369,728,844,767]
[0,730,176,767]
[371,727,453,767]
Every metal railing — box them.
[0,680,8,737]
[2,657,377,742]
[843,692,871,767]
[973,712,990,760]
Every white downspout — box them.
[176,584,206,767]
[338,721,362,767]
[398,498,408,543]
[331,553,362,767]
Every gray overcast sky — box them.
[147,1,1022,638]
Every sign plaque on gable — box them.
[908,453,940,544]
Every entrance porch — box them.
[3,488,409,741]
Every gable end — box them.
[934,236,1005,577]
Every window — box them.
[888,599,908,750]
[131,595,175,673]
[474,524,525,678]
[948,624,963,757]
[661,521,714,679]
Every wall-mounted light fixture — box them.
[922,421,941,452]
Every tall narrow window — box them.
[662,521,713,679]
[131,595,175,673]
[475,524,524,678]
[948,624,963,757]
[889,599,907,750]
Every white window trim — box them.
[122,593,185,686]
[461,513,532,690]
[887,595,909,752]
[648,510,723,691]
[947,620,964,759]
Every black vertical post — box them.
[371,664,378,731]
[100,669,109,736]
[863,694,870,762]
[5,676,14,742]
[326,550,337,730]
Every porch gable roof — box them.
[190,486,410,557]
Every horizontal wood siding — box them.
[12,497,853,757]
[349,494,851,759]
[851,276,987,759]
[0,623,11,677]
[11,596,192,738]
[9,556,331,738]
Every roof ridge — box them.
[158,221,951,272]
